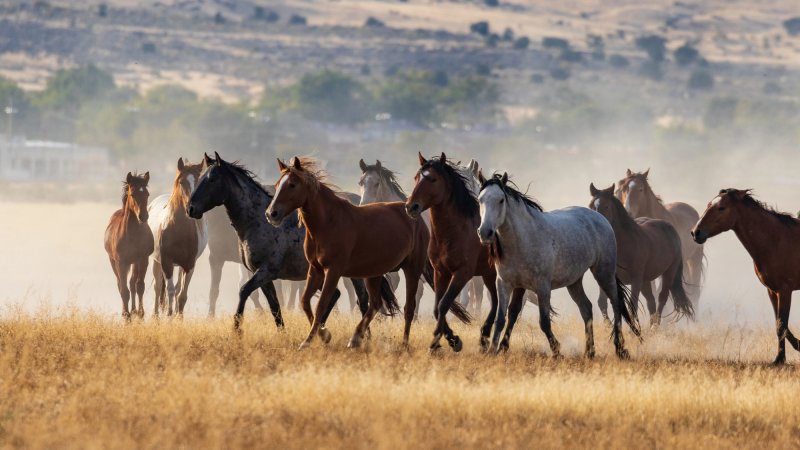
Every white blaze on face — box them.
[710,195,722,206]
[422,170,431,178]
[186,174,196,193]
[594,199,601,210]
[273,173,290,202]
[628,180,637,190]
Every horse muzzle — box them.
[266,208,284,226]
[478,227,496,245]
[690,228,707,244]
[138,211,149,223]
[187,204,203,220]
[405,202,422,219]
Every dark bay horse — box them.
[590,183,694,325]
[104,172,154,320]
[617,169,705,306]
[187,153,370,331]
[692,189,800,365]
[406,152,501,353]
[148,158,208,316]
[267,157,463,349]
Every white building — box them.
[0,135,110,181]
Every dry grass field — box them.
[2,310,800,449]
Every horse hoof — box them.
[448,336,463,353]
[771,355,786,366]
[616,348,631,360]
[429,342,443,354]
[479,337,489,354]
[585,349,596,360]
[319,328,332,344]
[347,335,362,349]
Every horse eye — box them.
[499,198,504,204]
[718,206,726,211]
[288,183,295,189]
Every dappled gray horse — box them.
[477,173,641,358]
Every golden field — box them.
[2,309,799,449]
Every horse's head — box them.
[125,171,150,223]
[617,168,651,216]
[477,172,509,244]
[406,152,450,218]
[358,158,384,205]
[267,156,315,226]
[589,182,619,224]
[169,157,203,213]
[188,152,229,219]
[692,188,746,244]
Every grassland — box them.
[2,309,799,449]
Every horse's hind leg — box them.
[208,257,223,318]
[349,276,383,349]
[535,287,561,358]
[401,263,423,347]
[567,278,595,359]
[596,291,610,325]
[259,281,285,329]
[480,273,500,353]
[343,278,357,312]
[239,264,264,312]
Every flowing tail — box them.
[669,260,695,321]
[616,277,642,339]
[379,275,400,316]
[422,259,472,324]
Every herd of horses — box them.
[103,152,800,364]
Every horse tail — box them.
[669,259,695,321]
[422,259,435,289]
[616,277,642,339]
[421,259,471,324]
[379,275,400,316]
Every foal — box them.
[104,172,154,320]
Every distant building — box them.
[0,135,110,182]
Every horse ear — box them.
[643,168,650,179]
[470,159,479,176]
[143,171,150,184]
[375,159,382,170]
[418,152,426,166]
[500,172,508,185]
[292,156,303,171]
[126,172,133,184]
[477,169,487,185]
[359,158,367,172]
[214,151,225,166]
[439,152,447,163]
[590,182,599,196]
[606,183,615,194]
[204,152,214,166]
[177,158,185,171]
[277,158,288,172]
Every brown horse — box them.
[266,157,461,349]
[617,169,705,305]
[692,189,800,365]
[590,183,694,325]
[406,152,505,353]
[104,172,154,320]
[148,158,208,316]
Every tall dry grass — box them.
[1,309,799,449]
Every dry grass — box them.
[2,309,799,449]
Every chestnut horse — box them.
[148,158,208,316]
[590,183,694,325]
[266,157,466,349]
[692,189,800,365]
[617,169,705,306]
[406,153,502,353]
[104,172,154,320]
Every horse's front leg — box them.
[176,267,195,315]
[498,287,525,353]
[429,269,451,351]
[349,276,384,349]
[432,272,471,353]
[233,267,276,333]
[259,281,284,329]
[299,269,341,350]
[480,273,500,353]
[299,267,324,325]
[114,261,132,321]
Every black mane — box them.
[591,188,636,231]
[363,163,407,201]
[219,160,273,199]
[419,157,478,218]
[480,174,544,212]
[723,188,798,227]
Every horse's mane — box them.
[591,189,637,231]
[169,161,202,211]
[480,174,544,213]
[419,157,478,218]
[122,172,148,206]
[363,163,407,201]
[724,188,799,227]
[283,157,343,226]
[222,159,273,199]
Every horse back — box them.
[665,201,700,232]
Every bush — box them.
[587,34,604,60]
[485,33,500,47]
[513,36,530,50]
[783,17,800,36]
[365,17,385,27]
[97,3,107,18]
[639,61,663,80]
[674,43,699,66]
[502,28,514,41]
[141,42,156,53]
[35,64,116,112]
[560,48,583,62]
[549,67,570,80]
[476,63,492,76]
[294,71,373,124]
[688,70,714,90]
[253,7,279,22]
[470,21,490,36]
[289,14,307,26]
[485,0,500,6]
[608,54,630,68]
[635,35,667,62]
[543,37,569,50]
[360,64,371,76]
[213,12,225,24]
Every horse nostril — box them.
[270,210,279,219]
[487,229,494,238]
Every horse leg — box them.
[472,277,485,315]
[632,279,651,326]
[162,264,177,317]
[655,270,674,326]
[300,268,323,325]
[128,263,138,319]
[343,278,357,312]
[319,287,342,341]
[432,269,449,322]
[239,264,264,312]
[596,290,610,325]
[480,273,499,352]
[151,261,163,317]
[770,289,794,365]
[115,261,132,321]
[596,272,631,359]
[208,257,223,318]
[491,281,509,352]
[176,268,194,315]
[299,269,341,349]
[134,258,147,319]
[233,268,274,333]
[349,276,383,348]
[535,287,561,358]
[258,281,284,329]
[432,272,470,353]
[498,287,525,353]
[414,278,424,320]
[567,278,595,359]
[349,278,369,316]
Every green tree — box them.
[293,70,373,124]
[35,64,115,112]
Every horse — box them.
[617,169,705,306]
[104,172,154,320]
[405,152,501,353]
[266,156,467,349]
[148,158,208,316]
[692,189,800,365]
[478,173,641,359]
[590,183,694,326]
[359,158,487,315]
[187,152,370,331]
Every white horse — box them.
[477,173,640,358]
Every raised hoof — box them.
[448,335,463,353]
[429,342,443,354]
[319,328,332,344]
[616,348,631,360]
[347,334,362,349]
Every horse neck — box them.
[379,181,405,202]
[731,206,785,267]
[300,184,349,236]
[223,175,271,238]
[428,199,477,236]
[496,200,544,257]
[640,188,669,218]
[609,200,639,236]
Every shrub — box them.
[213,12,225,24]
[485,0,500,6]
[549,67,570,80]
[674,43,699,66]
[289,14,307,26]
[560,48,583,62]
[294,71,373,124]
[470,21,490,36]
[608,54,630,68]
[635,35,667,62]
[97,3,107,17]
[502,28,514,41]
[513,36,530,50]
[543,37,569,50]
[365,17,385,27]
[141,42,156,53]
[530,73,545,83]
[688,70,714,90]
[253,7,279,22]
[485,33,500,47]
[476,63,492,76]
[783,17,800,36]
